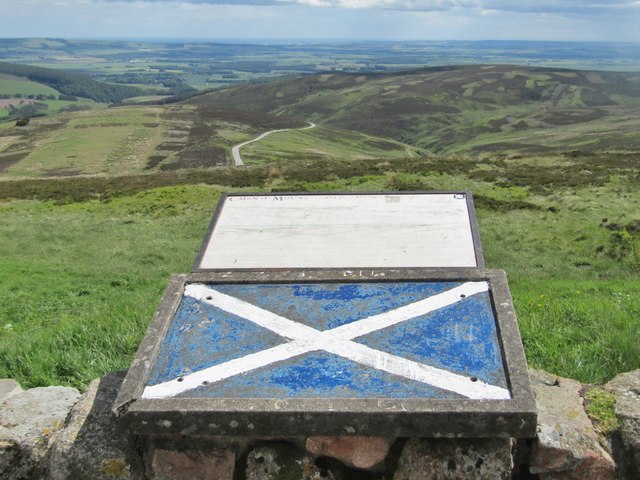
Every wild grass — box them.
[0,185,220,389]
[0,75,60,97]
[513,279,639,383]
[1,155,639,390]
[240,125,421,165]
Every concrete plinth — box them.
[114,269,536,439]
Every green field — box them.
[0,103,421,177]
[196,65,640,154]
[240,125,421,164]
[0,186,216,389]
[0,73,104,122]
[0,74,60,97]
[0,107,167,176]
[0,62,639,392]
[1,152,639,390]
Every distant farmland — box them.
[0,98,38,108]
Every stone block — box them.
[529,369,615,479]
[393,437,513,480]
[46,370,144,479]
[0,385,80,480]
[605,369,640,480]
[243,443,332,480]
[0,379,22,403]
[305,436,391,470]
[116,269,536,439]
[150,446,235,480]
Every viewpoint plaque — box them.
[115,191,536,438]
[193,192,485,271]
[115,269,535,437]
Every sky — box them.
[1,0,639,43]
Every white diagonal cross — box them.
[143,282,510,400]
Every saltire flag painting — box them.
[143,281,510,401]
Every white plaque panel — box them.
[194,192,483,270]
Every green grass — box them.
[0,185,220,389]
[511,280,639,382]
[241,125,421,165]
[43,99,101,114]
[584,387,619,437]
[0,74,60,97]
[1,157,639,390]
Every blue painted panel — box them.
[357,292,507,387]
[146,281,509,400]
[147,296,286,385]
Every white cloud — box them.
[236,0,640,14]
[0,0,638,40]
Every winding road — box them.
[231,122,316,166]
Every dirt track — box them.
[231,122,316,166]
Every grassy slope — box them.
[0,74,60,97]
[0,153,639,389]
[0,107,167,177]
[0,104,419,177]
[239,125,421,165]
[0,61,144,103]
[0,186,217,389]
[193,65,640,154]
[0,74,102,121]
[0,65,639,390]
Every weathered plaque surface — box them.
[194,192,484,271]
[115,269,536,438]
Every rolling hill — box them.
[189,64,640,154]
[1,60,639,392]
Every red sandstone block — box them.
[150,447,235,480]
[305,435,392,470]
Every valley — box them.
[194,65,640,154]
[0,54,639,392]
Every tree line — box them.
[0,62,143,103]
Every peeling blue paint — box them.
[357,292,507,387]
[214,282,461,330]
[147,296,286,385]
[178,351,465,399]
[146,281,508,400]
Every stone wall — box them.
[1,369,638,479]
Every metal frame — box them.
[192,191,486,272]
[114,268,535,438]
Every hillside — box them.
[189,64,640,154]
[1,61,639,391]
[0,103,418,177]
[0,62,143,103]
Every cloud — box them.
[90,0,640,18]
[168,0,640,15]
[105,0,640,9]
[1,0,638,41]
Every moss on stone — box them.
[584,387,619,437]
